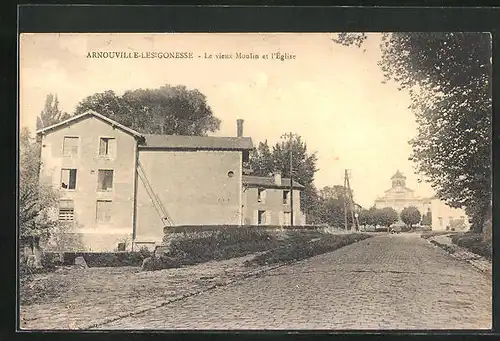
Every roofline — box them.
[243,183,305,190]
[138,146,253,151]
[35,110,144,139]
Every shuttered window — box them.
[96,200,112,223]
[59,200,74,222]
[63,137,79,156]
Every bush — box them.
[165,227,281,265]
[246,233,372,266]
[451,233,492,260]
[48,251,150,267]
[141,255,182,271]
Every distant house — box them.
[36,110,253,251]
[242,173,306,226]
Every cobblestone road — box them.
[98,233,492,330]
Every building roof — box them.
[242,175,305,189]
[35,110,144,138]
[140,134,253,151]
[391,170,406,179]
[35,109,253,151]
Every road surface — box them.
[98,233,492,330]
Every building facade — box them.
[242,173,305,226]
[374,170,469,231]
[36,110,253,251]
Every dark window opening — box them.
[258,210,266,225]
[98,170,114,191]
[99,137,116,156]
[61,169,77,189]
[283,190,290,204]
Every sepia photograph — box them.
[18,32,492,330]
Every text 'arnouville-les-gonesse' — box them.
[86,51,297,61]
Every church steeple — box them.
[391,170,406,188]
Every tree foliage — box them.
[36,94,71,129]
[19,127,59,243]
[333,33,492,232]
[376,207,399,227]
[75,85,221,136]
[400,206,421,229]
[249,133,319,215]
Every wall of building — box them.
[430,199,469,231]
[136,149,243,244]
[242,187,304,226]
[39,116,137,251]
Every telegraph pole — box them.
[344,170,348,231]
[290,149,294,227]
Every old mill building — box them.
[374,170,469,231]
[36,110,305,251]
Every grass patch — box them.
[244,233,372,267]
[451,233,492,261]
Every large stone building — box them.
[374,170,469,231]
[36,110,305,251]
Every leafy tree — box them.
[75,85,221,136]
[19,127,60,266]
[400,206,421,230]
[333,33,492,233]
[250,133,319,217]
[272,133,319,216]
[249,140,274,176]
[36,94,71,129]
[375,207,399,227]
[359,206,379,227]
[319,185,352,202]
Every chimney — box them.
[237,119,244,137]
[274,171,282,186]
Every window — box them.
[97,170,114,191]
[61,169,77,189]
[257,188,266,203]
[59,200,74,222]
[63,137,79,156]
[258,210,266,225]
[283,190,290,205]
[99,137,116,157]
[96,200,112,223]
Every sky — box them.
[19,33,435,208]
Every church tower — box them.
[391,170,406,188]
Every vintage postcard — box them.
[19,33,492,330]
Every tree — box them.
[75,85,221,136]
[19,127,60,267]
[333,33,492,233]
[359,206,379,227]
[249,133,319,216]
[319,185,352,202]
[272,133,319,216]
[400,206,421,230]
[36,94,71,129]
[249,140,274,177]
[376,207,399,227]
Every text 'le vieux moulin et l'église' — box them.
[86,51,297,61]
